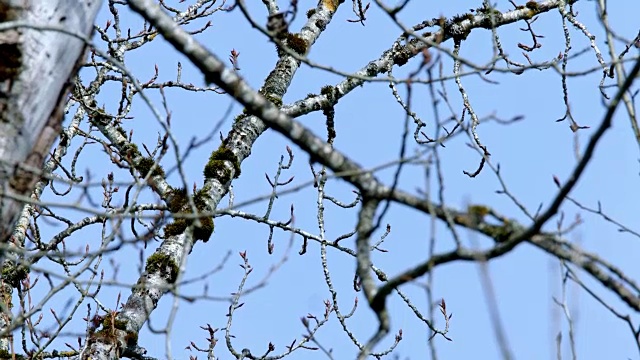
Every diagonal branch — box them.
[108,0,640,357]
[81,0,346,358]
[282,0,581,119]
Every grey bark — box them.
[0,0,101,242]
[0,0,102,353]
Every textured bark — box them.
[0,0,101,242]
[0,0,102,353]
[78,1,344,359]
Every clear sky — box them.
[32,1,640,359]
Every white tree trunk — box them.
[0,0,101,242]
[0,0,102,353]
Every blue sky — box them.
[30,1,640,359]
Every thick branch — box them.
[79,0,345,358]
[0,0,101,354]
[0,0,101,240]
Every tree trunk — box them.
[0,0,101,241]
[0,0,102,353]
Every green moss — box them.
[468,205,490,217]
[121,143,139,158]
[92,330,114,343]
[263,93,283,108]
[193,216,214,242]
[145,252,179,283]
[320,85,334,96]
[209,163,232,184]
[452,12,475,23]
[167,187,188,213]
[193,188,214,242]
[0,349,24,360]
[478,7,503,29]
[275,28,289,40]
[135,157,165,178]
[124,331,138,347]
[275,43,286,57]
[485,8,502,18]
[102,315,127,331]
[193,188,209,208]
[392,50,411,66]
[203,146,241,182]
[286,33,308,55]
[164,218,189,237]
[116,125,127,137]
[525,1,539,11]
[164,187,214,242]
[55,351,78,357]
[90,108,111,125]
[306,8,316,18]
[2,262,29,288]
[93,313,127,343]
[485,222,515,243]
[234,113,250,123]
